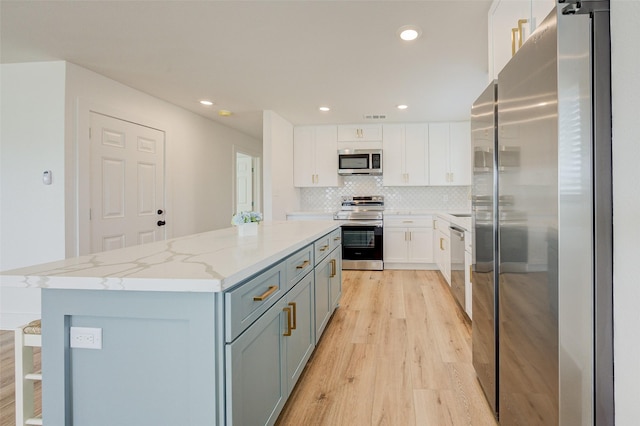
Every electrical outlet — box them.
[70,327,102,349]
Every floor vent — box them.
[362,114,387,120]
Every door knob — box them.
[157,209,164,215]
[157,220,166,226]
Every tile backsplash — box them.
[299,176,471,211]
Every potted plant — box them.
[231,211,263,236]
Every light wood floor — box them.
[276,270,497,426]
[0,270,495,426]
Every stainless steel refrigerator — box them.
[471,1,613,424]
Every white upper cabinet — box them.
[428,122,471,186]
[337,124,382,142]
[488,0,556,80]
[382,123,429,186]
[293,125,340,187]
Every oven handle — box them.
[338,221,383,227]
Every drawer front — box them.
[314,234,332,265]
[329,228,342,251]
[385,216,433,228]
[286,245,313,290]
[225,261,286,342]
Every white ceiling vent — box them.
[362,114,387,120]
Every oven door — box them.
[341,223,383,270]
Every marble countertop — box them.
[0,221,339,293]
[435,212,472,231]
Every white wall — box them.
[65,63,261,244]
[262,110,299,220]
[0,62,67,270]
[611,0,640,421]
[0,61,261,329]
[0,62,67,327]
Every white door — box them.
[90,112,165,253]
[236,153,253,212]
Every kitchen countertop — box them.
[0,220,339,293]
[436,212,472,231]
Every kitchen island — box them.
[1,220,342,426]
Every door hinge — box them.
[89,127,92,139]
[89,208,92,220]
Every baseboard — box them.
[384,263,438,271]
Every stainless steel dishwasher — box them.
[449,226,467,316]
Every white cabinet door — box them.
[404,124,429,185]
[428,122,471,186]
[449,121,471,185]
[428,123,451,186]
[293,127,316,187]
[314,125,339,187]
[382,124,405,186]
[383,123,429,187]
[488,0,555,80]
[384,215,434,267]
[337,124,382,142]
[384,227,409,263]
[293,126,338,187]
[407,228,433,263]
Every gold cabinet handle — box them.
[296,260,310,270]
[333,236,341,242]
[440,237,444,251]
[408,231,412,241]
[253,285,278,301]
[319,244,329,252]
[289,302,297,330]
[283,307,292,336]
[469,265,473,281]
[330,258,337,277]
[511,27,519,56]
[402,220,413,223]
[517,19,528,48]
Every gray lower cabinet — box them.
[314,246,342,343]
[226,262,317,426]
[226,296,288,426]
[285,272,316,389]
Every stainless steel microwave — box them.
[338,149,382,175]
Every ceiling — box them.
[0,1,492,139]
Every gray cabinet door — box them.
[226,298,287,426]
[330,249,342,309]
[285,272,315,390]
[314,255,332,343]
[315,247,342,343]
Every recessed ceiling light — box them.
[200,100,214,106]
[397,104,408,110]
[218,109,232,117]
[398,25,422,41]
[319,106,330,112]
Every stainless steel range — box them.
[333,195,384,270]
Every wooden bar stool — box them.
[15,319,43,426]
